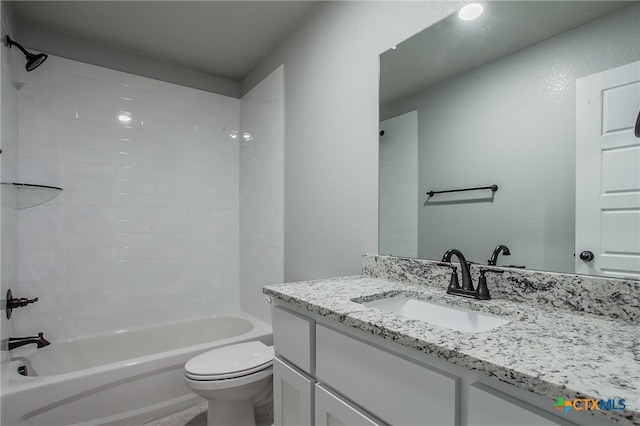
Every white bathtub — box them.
[3,312,272,426]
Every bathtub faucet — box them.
[8,332,50,350]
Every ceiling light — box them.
[458,3,484,21]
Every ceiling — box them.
[10,1,321,81]
[380,1,638,106]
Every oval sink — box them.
[362,296,511,333]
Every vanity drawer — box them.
[468,383,573,426]
[273,306,314,374]
[315,384,384,426]
[316,324,458,425]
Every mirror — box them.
[379,1,640,277]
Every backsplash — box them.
[362,254,640,323]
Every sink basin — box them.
[362,296,511,333]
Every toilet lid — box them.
[185,341,274,379]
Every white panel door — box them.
[576,61,640,278]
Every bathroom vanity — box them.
[263,255,640,426]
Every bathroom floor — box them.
[140,402,207,426]
[140,402,274,426]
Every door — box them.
[576,61,640,278]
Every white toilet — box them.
[184,341,274,426]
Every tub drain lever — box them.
[5,289,39,319]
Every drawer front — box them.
[273,306,314,373]
[273,358,314,426]
[468,383,574,426]
[316,325,458,425]
[315,384,384,426]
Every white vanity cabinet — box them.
[271,302,602,426]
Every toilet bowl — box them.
[184,341,274,426]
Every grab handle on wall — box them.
[426,184,498,198]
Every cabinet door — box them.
[468,383,573,426]
[273,358,314,426]
[315,384,384,426]
[273,306,314,373]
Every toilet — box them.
[184,341,274,426]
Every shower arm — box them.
[4,36,30,56]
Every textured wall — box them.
[15,55,240,340]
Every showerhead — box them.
[4,36,48,72]
[25,52,47,72]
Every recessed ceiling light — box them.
[118,113,132,123]
[458,3,484,21]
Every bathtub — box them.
[3,312,272,426]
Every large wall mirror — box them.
[379,1,640,278]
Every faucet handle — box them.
[448,266,461,291]
[437,263,461,292]
[476,268,504,300]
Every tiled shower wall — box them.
[15,55,241,339]
[1,3,19,376]
[239,66,284,324]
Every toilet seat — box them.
[185,341,274,381]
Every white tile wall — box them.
[1,10,20,375]
[15,55,241,339]
[239,66,284,324]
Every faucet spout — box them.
[441,249,474,292]
[8,332,50,350]
[488,244,510,266]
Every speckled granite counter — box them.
[263,274,640,425]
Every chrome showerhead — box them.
[4,36,48,72]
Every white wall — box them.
[243,1,460,282]
[379,111,418,258]
[381,4,640,272]
[239,66,284,323]
[15,55,240,340]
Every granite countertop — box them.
[263,275,640,426]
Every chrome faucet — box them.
[8,332,50,350]
[488,244,510,266]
